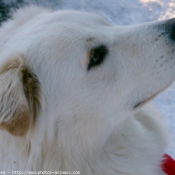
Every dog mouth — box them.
[133,91,162,109]
[134,80,175,109]
[134,101,144,109]
[134,98,152,109]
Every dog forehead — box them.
[13,11,108,46]
[51,10,106,25]
[21,11,112,50]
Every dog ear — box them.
[0,54,40,136]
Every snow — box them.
[1,0,175,159]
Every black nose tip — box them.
[165,18,175,40]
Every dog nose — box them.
[164,18,175,40]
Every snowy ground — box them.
[0,0,175,159]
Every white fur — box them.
[0,5,173,175]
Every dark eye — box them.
[88,45,108,70]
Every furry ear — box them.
[0,54,40,136]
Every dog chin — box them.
[134,81,175,109]
[134,93,158,109]
[134,99,148,109]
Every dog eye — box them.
[88,45,108,70]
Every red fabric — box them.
[162,154,175,175]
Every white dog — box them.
[0,5,174,175]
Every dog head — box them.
[0,6,174,138]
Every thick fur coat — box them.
[0,5,173,175]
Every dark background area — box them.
[0,0,64,24]
[0,0,25,24]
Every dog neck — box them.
[0,114,166,175]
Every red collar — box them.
[162,154,175,175]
